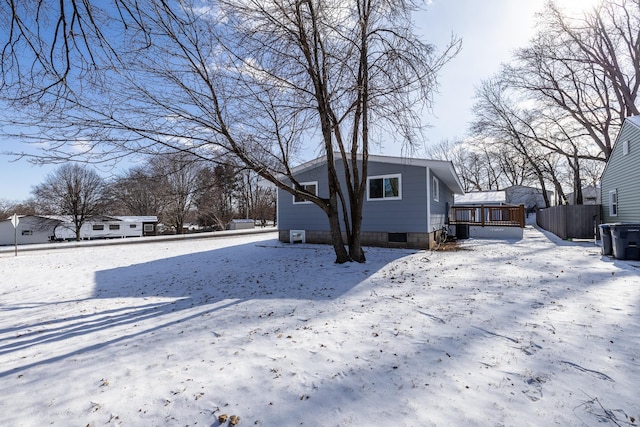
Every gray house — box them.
[567,185,600,206]
[601,115,640,223]
[277,154,464,249]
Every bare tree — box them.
[506,0,640,162]
[194,164,241,231]
[471,79,558,206]
[426,139,501,192]
[32,164,106,240]
[149,153,203,234]
[1,1,459,262]
[0,199,11,218]
[108,166,165,216]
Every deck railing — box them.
[450,205,525,228]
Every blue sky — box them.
[0,0,590,202]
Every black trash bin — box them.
[610,223,640,260]
[456,224,469,240]
[599,224,613,256]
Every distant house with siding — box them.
[566,185,600,205]
[504,185,550,210]
[277,154,464,249]
[0,215,158,246]
[0,215,61,246]
[601,116,640,223]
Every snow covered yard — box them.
[0,227,638,427]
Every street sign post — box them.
[10,213,19,256]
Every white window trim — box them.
[293,181,318,204]
[433,176,440,202]
[366,174,402,201]
[609,189,618,217]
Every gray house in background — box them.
[566,184,600,205]
[277,154,464,249]
[601,115,640,223]
[504,185,550,210]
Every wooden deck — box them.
[450,205,525,228]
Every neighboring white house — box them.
[455,187,550,210]
[0,215,158,246]
[0,215,61,246]
[454,191,506,206]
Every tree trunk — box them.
[75,223,82,241]
[571,152,583,205]
[325,153,351,264]
[326,202,350,264]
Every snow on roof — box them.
[454,190,506,205]
[115,216,158,223]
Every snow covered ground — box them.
[1,226,638,426]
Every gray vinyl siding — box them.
[359,161,427,233]
[278,164,329,230]
[430,169,454,230]
[601,121,640,223]
[277,158,461,234]
[277,163,329,230]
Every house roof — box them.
[291,153,465,194]
[625,115,640,128]
[454,191,506,205]
[3,215,158,223]
[115,216,158,223]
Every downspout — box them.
[276,186,280,236]
[426,167,431,232]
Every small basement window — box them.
[388,232,408,243]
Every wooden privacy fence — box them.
[450,205,525,228]
[536,205,601,240]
